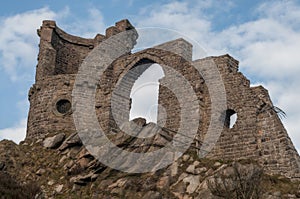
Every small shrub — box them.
[208,162,263,199]
[0,171,41,199]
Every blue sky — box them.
[0,0,299,152]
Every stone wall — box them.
[27,19,134,138]
[27,75,76,138]
[196,56,300,178]
[26,19,300,179]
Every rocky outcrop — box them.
[0,125,299,198]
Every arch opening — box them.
[225,109,237,129]
[129,63,165,123]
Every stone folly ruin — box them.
[26,19,300,179]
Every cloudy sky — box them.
[0,0,299,152]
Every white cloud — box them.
[0,7,58,81]
[215,18,300,79]
[60,8,106,38]
[256,1,300,27]
[0,6,105,82]
[129,64,165,122]
[0,119,27,144]
[136,1,212,46]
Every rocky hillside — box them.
[0,119,299,199]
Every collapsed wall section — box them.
[199,55,300,178]
[157,54,300,178]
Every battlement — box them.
[105,19,135,38]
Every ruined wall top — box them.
[37,19,135,44]
[35,19,135,82]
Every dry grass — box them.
[0,171,41,199]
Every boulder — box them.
[36,168,46,176]
[43,133,65,149]
[156,176,170,189]
[183,175,200,194]
[170,161,178,177]
[143,191,162,199]
[48,180,55,186]
[132,117,147,126]
[55,184,63,193]
[58,133,82,151]
[70,172,99,185]
[186,165,195,174]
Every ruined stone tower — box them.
[27,19,300,179]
